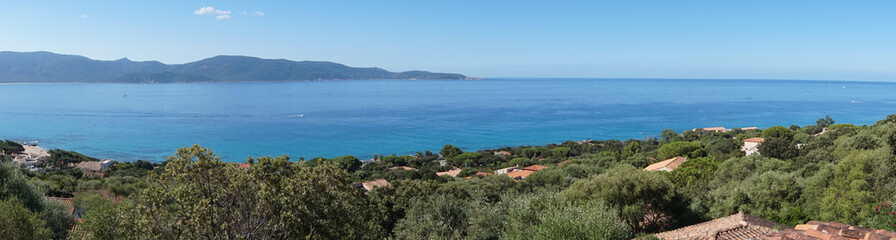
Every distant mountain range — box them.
[0,51,470,83]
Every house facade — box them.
[742,137,765,156]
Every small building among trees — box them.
[643,156,687,172]
[741,137,765,156]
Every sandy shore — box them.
[22,145,50,158]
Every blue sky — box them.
[1,1,895,80]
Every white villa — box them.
[742,137,765,156]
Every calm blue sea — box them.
[2,78,895,162]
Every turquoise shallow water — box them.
[1,78,895,162]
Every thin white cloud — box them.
[240,11,247,15]
[254,11,265,16]
[194,6,231,20]
[79,14,88,18]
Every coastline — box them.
[0,78,480,85]
[22,144,50,158]
[4,78,896,163]
[5,77,896,85]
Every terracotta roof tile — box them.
[744,138,765,143]
[764,221,896,240]
[654,211,791,240]
[644,156,687,172]
[505,170,534,180]
[523,164,549,171]
[229,162,251,169]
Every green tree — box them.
[70,198,139,240]
[393,194,473,240]
[0,198,51,239]
[561,165,680,232]
[440,145,463,160]
[105,176,147,197]
[41,200,75,240]
[704,138,738,159]
[106,145,382,240]
[330,155,362,172]
[0,139,25,155]
[660,129,683,142]
[817,115,835,128]
[851,133,881,150]
[520,148,537,159]
[451,152,482,167]
[757,138,798,159]
[508,157,535,167]
[133,160,154,170]
[682,130,699,141]
[622,141,642,158]
[0,161,45,212]
[762,126,795,140]
[502,192,632,240]
[817,151,877,224]
[706,171,806,225]
[45,149,98,168]
[550,147,570,159]
[655,141,703,160]
[667,157,721,197]
[876,114,896,125]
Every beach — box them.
[22,144,50,159]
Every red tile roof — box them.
[654,211,791,240]
[644,156,687,172]
[744,137,765,143]
[557,160,571,166]
[657,212,896,240]
[506,170,534,180]
[523,164,549,171]
[475,172,491,176]
[766,220,896,240]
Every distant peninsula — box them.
[0,51,472,83]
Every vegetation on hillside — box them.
[0,51,469,83]
[3,114,896,239]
